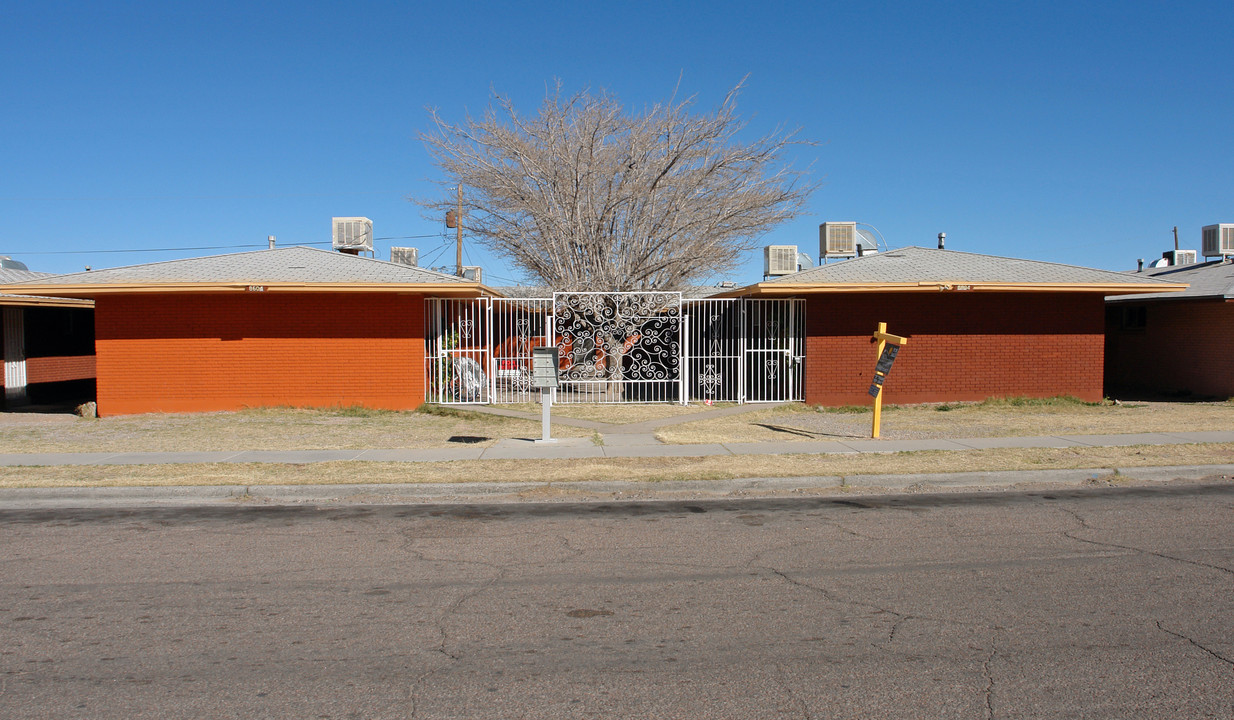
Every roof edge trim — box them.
[716,281,1190,298]
[0,281,489,298]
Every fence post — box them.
[679,310,688,405]
[486,298,495,403]
[738,299,747,404]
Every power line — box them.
[420,239,456,270]
[0,190,406,202]
[5,234,444,256]
[2,242,331,256]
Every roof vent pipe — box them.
[1137,258,1144,272]
[268,235,276,250]
[937,232,946,250]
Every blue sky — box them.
[2,1,1230,283]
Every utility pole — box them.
[456,184,463,277]
[445,185,464,277]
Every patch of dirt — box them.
[490,403,730,425]
[657,400,1234,444]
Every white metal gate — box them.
[425,295,803,405]
[489,298,554,404]
[424,298,491,404]
[682,298,805,403]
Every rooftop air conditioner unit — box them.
[461,266,482,283]
[332,217,373,252]
[390,247,418,267]
[820,222,857,258]
[1202,224,1234,258]
[764,245,799,276]
[1162,249,1197,266]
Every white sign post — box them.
[531,347,560,444]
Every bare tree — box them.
[418,80,814,291]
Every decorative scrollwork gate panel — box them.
[553,292,683,404]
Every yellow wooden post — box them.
[872,323,887,438]
[871,322,908,439]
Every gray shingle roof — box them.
[11,246,471,286]
[1108,259,1234,302]
[490,286,553,299]
[0,268,93,306]
[766,246,1182,287]
[0,268,50,284]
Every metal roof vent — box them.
[332,217,373,254]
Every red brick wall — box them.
[804,292,1106,406]
[94,293,426,416]
[1104,299,1234,399]
[26,355,96,384]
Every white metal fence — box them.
[424,295,804,405]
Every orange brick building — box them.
[725,247,1185,406]
[3,244,1188,415]
[2,247,484,416]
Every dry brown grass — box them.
[657,399,1234,444]
[1,398,1230,466]
[2,442,1231,489]
[0,406,590,454]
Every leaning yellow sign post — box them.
[869,322,908,438]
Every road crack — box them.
[408,567,506,718]
[981,640,998,720]
[555,533,584,558]
[1058,507,1234,577]
[773,661,814,719]
[887,614,912,645]
[1155,620,1234,668]
[822,519,880,541]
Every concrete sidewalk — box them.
[0,430,1231,467]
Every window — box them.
[1120,305,1147,331]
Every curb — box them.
[2,464,1231,509]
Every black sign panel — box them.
[875,344,900,376]
[868,383,881,398]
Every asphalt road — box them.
[2,484,1232,719]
